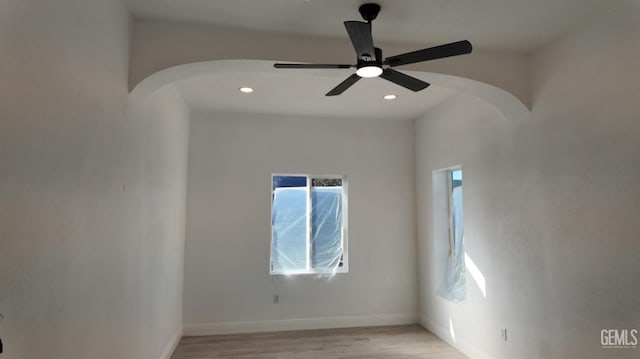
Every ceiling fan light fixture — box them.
[356,65,383,78]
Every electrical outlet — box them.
[501,328,508,342]
[273,295,279,304]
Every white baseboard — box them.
[183,313,417,337]
[419,315,494,359]
[159,326,183,359]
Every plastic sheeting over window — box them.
[271,175,345,275]
[271,187,308,271]
[440,169,466,302]
[311,187,344,269]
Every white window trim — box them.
[270,173,349,276]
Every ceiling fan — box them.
[274,3,473,96]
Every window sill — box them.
[270,269,348,276]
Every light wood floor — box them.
[171,325,468,359]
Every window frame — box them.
[269,173,349,276]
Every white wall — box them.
[126,86,190,358]
[183,111,417,334]
[416,1,640,358]
[0,1,189,358]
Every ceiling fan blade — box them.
[380,68,430,92]
[344,21,376,61]
[274,63,354,69]
[326,74,361,96]
[385,40,472,67]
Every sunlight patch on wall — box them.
[464,253,487,298]
[449,317,457,343]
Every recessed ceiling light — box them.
[384,94,397,100]
[239,87,254,93]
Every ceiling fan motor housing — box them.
[357,47,383,67]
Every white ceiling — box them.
[132,0,613,120]
[125,0,616,52]
[175,68,456,120]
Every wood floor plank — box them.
[171,325,468,359]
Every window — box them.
[433,168,466,302]
[270,174,348,275]
[449,169,464,256]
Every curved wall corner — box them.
[130,59,530,124]
[130,19,532,108]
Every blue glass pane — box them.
[273,175,307,189]
[452,169,462,189]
